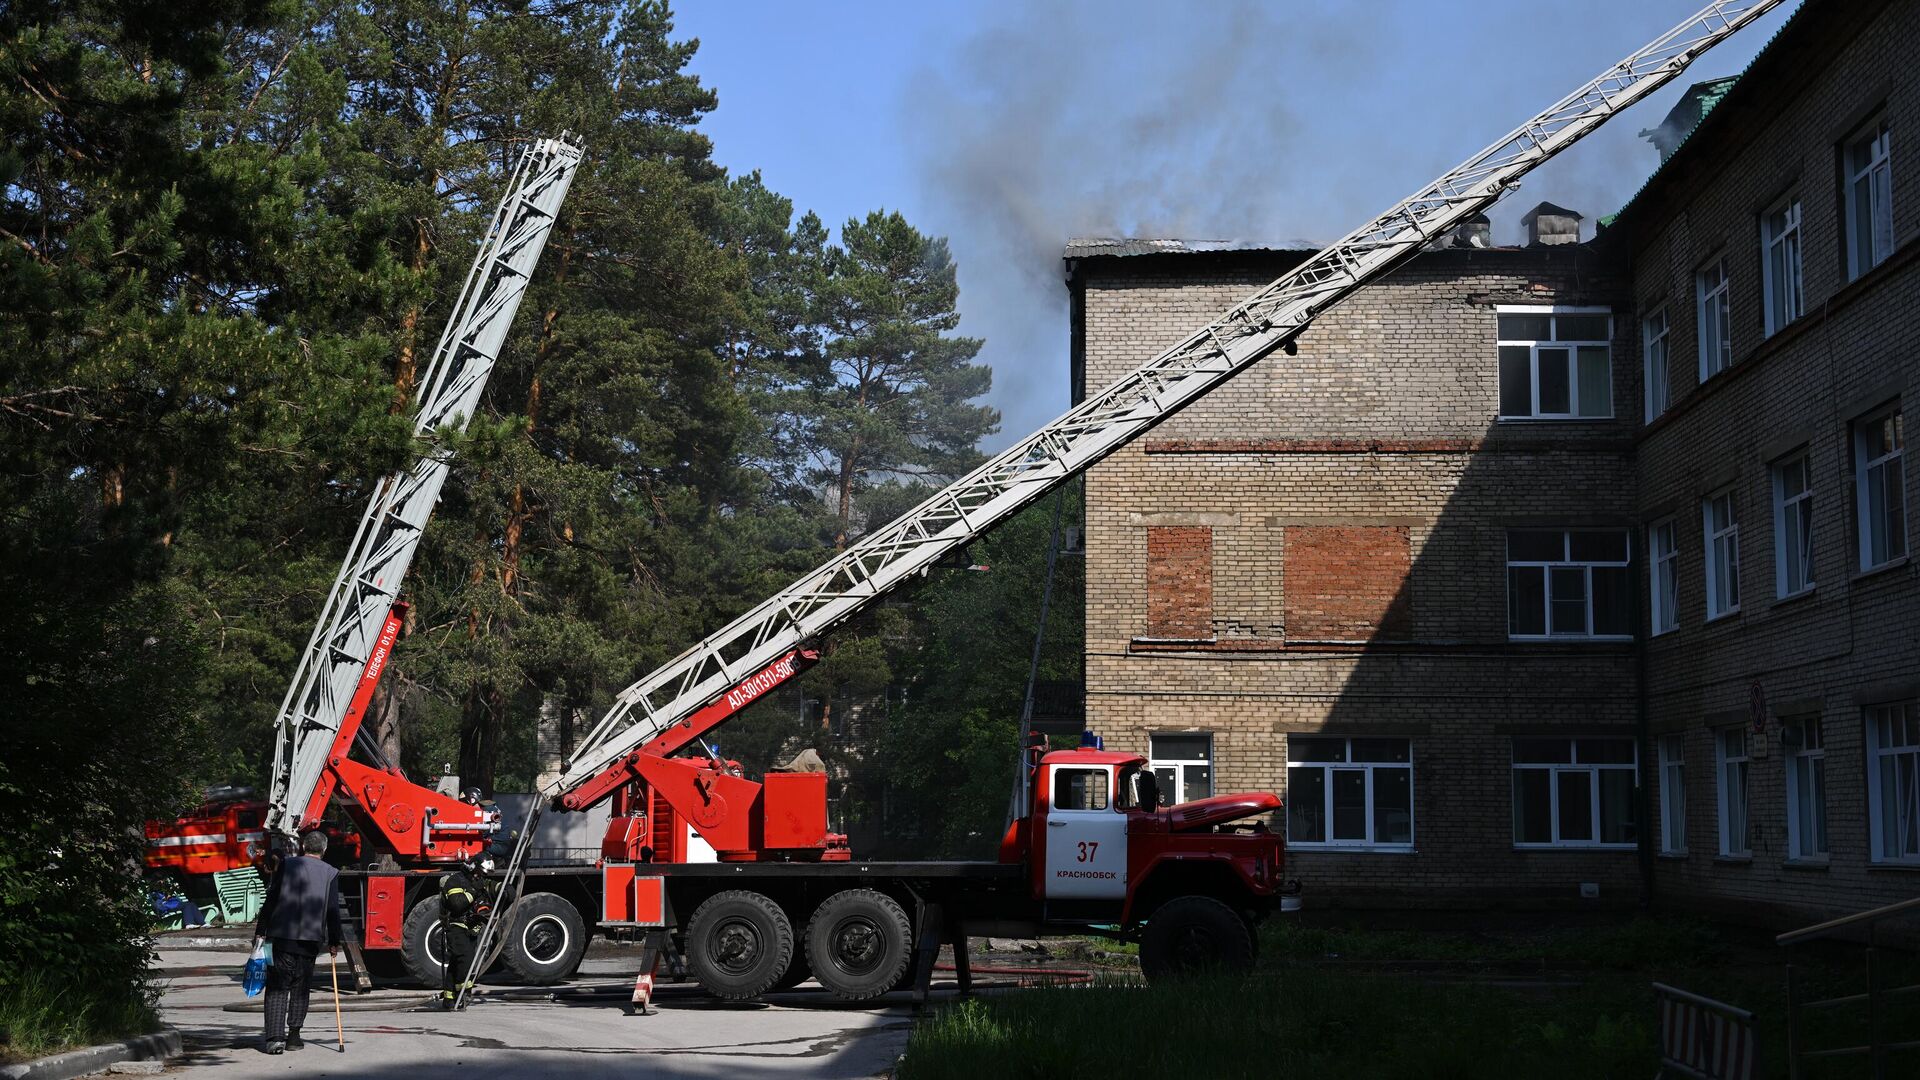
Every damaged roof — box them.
[1062,237,1318,259]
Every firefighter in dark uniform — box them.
[438,852,497,1009]
[438,790,509,1009]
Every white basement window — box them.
[1496,307,1613,420]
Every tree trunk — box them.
[834,441,858,551]
[367,680,404,772]
[457,683,505,796]
[389,215,435,410]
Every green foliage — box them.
[2,0,1015,1048]
[869,486,1083,856]
[900,973,1657,1080]
[1261,915,1730,970]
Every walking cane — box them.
[329,953,346,1052]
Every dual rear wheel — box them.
[685,888,913,1002]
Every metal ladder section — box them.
[555,0,1783,797]
[264,136,584,838]
[455,800,545,1010]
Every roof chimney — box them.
[1521,201,1583,246]
[1450,212,1492,249]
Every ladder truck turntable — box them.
[236,0,1779,1006]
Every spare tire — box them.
[1138,895,1254,982]
[501,892,587,984]
[685,890,793,1001]
[804,889,913,1002]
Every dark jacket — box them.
[438,868,496,932]
[255,854,345,947]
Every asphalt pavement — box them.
[151,935,918,1079]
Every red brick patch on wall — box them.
[1284,526,1412,641]
[1145,526,1213,638]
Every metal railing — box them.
[1778,895,1920,1080]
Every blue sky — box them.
[673,1,1799,449]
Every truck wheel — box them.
[771,951,811,992]
[400,900,448,986]
[805,889,912,1002]
[1139,895,1254,982]
[502,892,587,984]
[686,890,793,1001]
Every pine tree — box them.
[796,211,998,548]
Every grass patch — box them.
[0,971,158,1064]
[910,920,1919,1078]
[901,971,1657,1079]
[1261,914,1730,970]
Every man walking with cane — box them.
[253,830,345,1054]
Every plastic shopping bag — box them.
[243,940,272,998]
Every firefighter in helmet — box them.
[437,853,498,1009]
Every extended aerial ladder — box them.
[459,0,1784,1006]
[547,0,1785,814]
[262,135,583,851]
[454,2,1785,1008]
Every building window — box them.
[1855,406,1906,570]
[1650,518,1679,636]
[1148,733,1212,807]
[1784,718,1828,861]
[1643,306,1670,421]
[1506,529,1631,640]
[1285,737,1413,849]
[1844,116,1893,281]
[1512,737,1637,848]
[1702,489,1740,619]
[1696,258,1732,381]
[1658,734,1687,856]
[1761,197,1803,336]
[1496,307,1613,420]
[1867,703,1920,864]
[1773,454,1814,598]
[1716,727,1751,858]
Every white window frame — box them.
[1844,116,1894,281]
[1772,453,1815,598]
[1506,529,1633,642]
[1783,717,1828,862]
[1696,257,1733,381]
[1643,305,1670,421]
[1716,726,1752,858]
[1761,196,1804,336]
[1495,306,1614,421]
[1284,736,1415,851]
[1854,405,1906,571]
[1511,738,1639,850]
[1148,733,1213,808]
[1650,518,1679,636]
[1867,702,1920,865]
[1658,733,1687,856]
[1702,489,1740,619]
